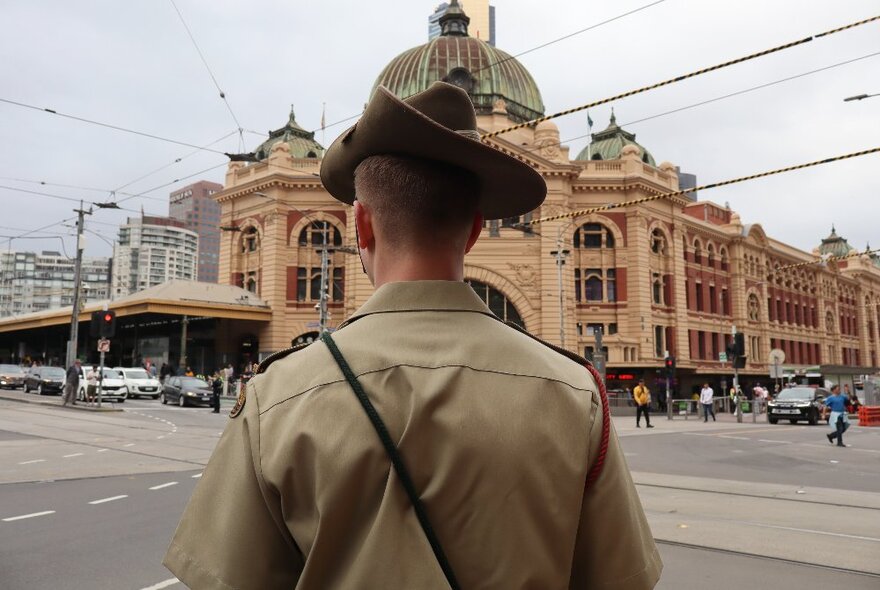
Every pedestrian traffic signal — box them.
[664,355,675,376]
[91,310,116,338]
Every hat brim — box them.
[320,86,546,220]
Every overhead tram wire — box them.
[520,146,880,228]
[168,0,245,150]
[0,97,230,155]
[777,247,880,272]
[518,50,880,159]
[309,0,669,135]
[470,0,668,76]
[481,14,880,140]
[0,184,160,216]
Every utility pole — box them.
[732,325,742,423]
[592,325,605,385]
[318,222,330,333]
[66,201,91,368]
[550,236,570,348]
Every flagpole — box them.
[321,102,326,147]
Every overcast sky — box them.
[1,0,877,259]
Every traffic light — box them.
[733,332,745,357]
[664,355,676,377]
[91,310,116,338]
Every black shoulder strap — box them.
[320,332,460,590]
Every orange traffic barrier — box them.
[857,406,880,427]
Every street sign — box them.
[770,364,785,379]
[97,338,110,353]
[719,352,728,362]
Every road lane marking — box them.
[96,449,108,453]
[717,435,749,440]
[157,435,165,439]
[124,443,135,447]
[743,520,880,543]
[88,495,128,505]
[3,510,55,522]
[757,439,791,444]
[18,459,46,465]
[140,578,179,590]
[149,482,178,490]
[63,453,84,458]
[191,473,202,478]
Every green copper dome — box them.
[576,112,656,165]
[254,106,324,161]
[371,1,544,124]
[818,226,854,258]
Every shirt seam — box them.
[259,361,595,416]
[167,540,239,590]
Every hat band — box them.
[455,129,481,141]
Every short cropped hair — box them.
[354,155,480,249]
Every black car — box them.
[161,376,213,407]
[23,366,67,395]
[0,364,26,389]
[767,386,828,425]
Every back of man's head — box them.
[354,154,480,252]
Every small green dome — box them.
[371,1,544,124]
[818,226,854,258]
[576,112,656,165]
[254,106,324,160]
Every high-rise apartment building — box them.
[112,215,199,297]
[0,251,110,317]
[169,180,222,283]
[429,1,494,45]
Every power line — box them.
[519,50,880,158]
[0,184,158,215]
[310,1,667,135]
[482,14,880,139]
[778,247,880,271]
[168,0,244,147]
[525,146,880,226]
[0,96,229,154]
[472,0,668,76]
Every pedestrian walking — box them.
[634,378,654,428]
[211,373,222,414]
[824,385,850,447]
[163,82,662,589]
[62,359,81,406]
[700,383,716,422]
[86,364,99,403]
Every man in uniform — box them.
[164,82,661,589]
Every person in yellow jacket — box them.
[634,379,654,428]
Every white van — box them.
[77,367,129,402]
[114,367,162,400]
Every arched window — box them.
[573,223,615,249]
[466,280,524,326]
[747,293,760,321]
[298,222,342,247]
[650,228,667,254]
[826,310,835,333]
[707,244,715,268]
[242,227,259,253]
[245,277,257,293]
[693,239,702,264]
[652,273,663,305]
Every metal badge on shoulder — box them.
[229,386,247,419]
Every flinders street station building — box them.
[214,6,880,395]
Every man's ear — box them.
[464,212,483,254]
[354,200,374,249]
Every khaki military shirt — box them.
[164,281,661,589]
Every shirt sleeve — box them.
[569,395,662,589]
[163,380,304,589]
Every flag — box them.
[587,111,594,129]
[321,102,326,131]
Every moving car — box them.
[767,386,828,425]
[23,366,66,395]
[114,367,162,399]
[76,367,128,402]
[161,376,213,407]
[0,364,26,389]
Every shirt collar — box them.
[338,280,494,329]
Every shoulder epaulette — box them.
[256,341,312,375]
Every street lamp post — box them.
[550,220,575,349]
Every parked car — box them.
[0,364,26,389]
[23,366,66,395]
[114,367,162,399]
[76,367,128,402]
[767,386,828,425]
[161,376,213,407]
